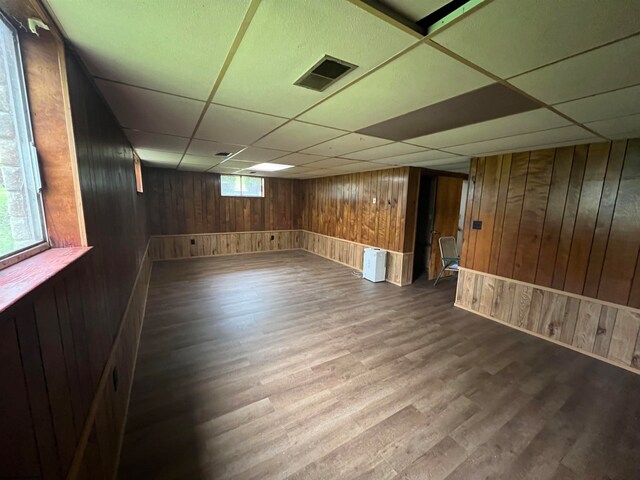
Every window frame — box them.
[220,174,265,198]
[0,12,48,267]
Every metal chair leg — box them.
[434,266,445,286]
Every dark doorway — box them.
[413,172,436,281]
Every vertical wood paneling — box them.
[512,149,554,283]
[598,139,640,305]
[496,152,529,278]
[456,269,640,374]
[535,147,574,286]
[564,142,610,294]
[464,139,640,307]
[552,145,588,290]
[487,154,512,274]
[473,156,501,272]
[146,169,298,235]
[303,168,414,253]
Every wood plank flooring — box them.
[118,250,640,480]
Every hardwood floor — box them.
[118,251,640,480]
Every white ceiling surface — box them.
[48,0,640,178]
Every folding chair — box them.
[434,236,459,286]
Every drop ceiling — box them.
[44,0,640,178]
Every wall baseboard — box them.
[149,230,415,286]
[67,244,153,479]
[455,268,640,375]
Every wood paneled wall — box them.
[300,168,419,253]
[0,48,150,479]
[461,139,640,307]
[456,268,640,373]
[301,231,414,286]
[148,230,301,261]
[144,168,301,235]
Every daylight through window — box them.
[0,14,46,260]
[220,175,264,197]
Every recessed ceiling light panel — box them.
[249,163,293,172]
[295,55,358,92]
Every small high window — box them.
[0,14,46,260]
[220,175,264,197]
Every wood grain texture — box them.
[145,168,300,235]
[19,21,86,247]
[118,251,640,479]
[0,49,151,479]
[464,139,640,307]
[457,268,640,374]
[148,231,301,261]
[301,168,413,253]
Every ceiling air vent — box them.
[295,55,357,92]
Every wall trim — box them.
[66,241,152,479]
[456,268,640,375]
[458,267,640,315]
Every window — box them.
[134,153,143,193]
[220,175,264,197]
[0,14,46,260]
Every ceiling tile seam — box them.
[91,76,209,103]
[406,125,595,151]
[476,137,597,158]
[552,81,640,107]
[504,31,640,81]
[125,128,192,140]
[176,0,263,170]
[423,38,609,141]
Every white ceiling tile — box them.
[344,142,426,160]
[274,152,329,166]
[47,0,252,99]
[509,36,640,105]
[300,133,392,156]
[254,121,344,151]
[371,150,460,165]
[332,161,386,172]
[446,126,598,156]
[554,84,640,124]
[218,159,259,169]
[124,130,189,153]
[135,149,183,163]
[213,0,415,117]
[585,114,640,140]
[299,44,492,131]
[382,0,449,21]
[194,104,288,145]
[97,80,203,136]
[431,0,640,78]
[180,155,222,167]
[410,158,470,170]
[302,158,363,169]
[229,146,290,162]
[406,109,571,148]
[187,139,245,157]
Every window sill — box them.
[0,247,92,314]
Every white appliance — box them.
[363,248,387,282]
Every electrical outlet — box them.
[372,197,377,204]
[190,238,196,245]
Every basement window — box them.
[220,175,264,197]
[0,14,46,263]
